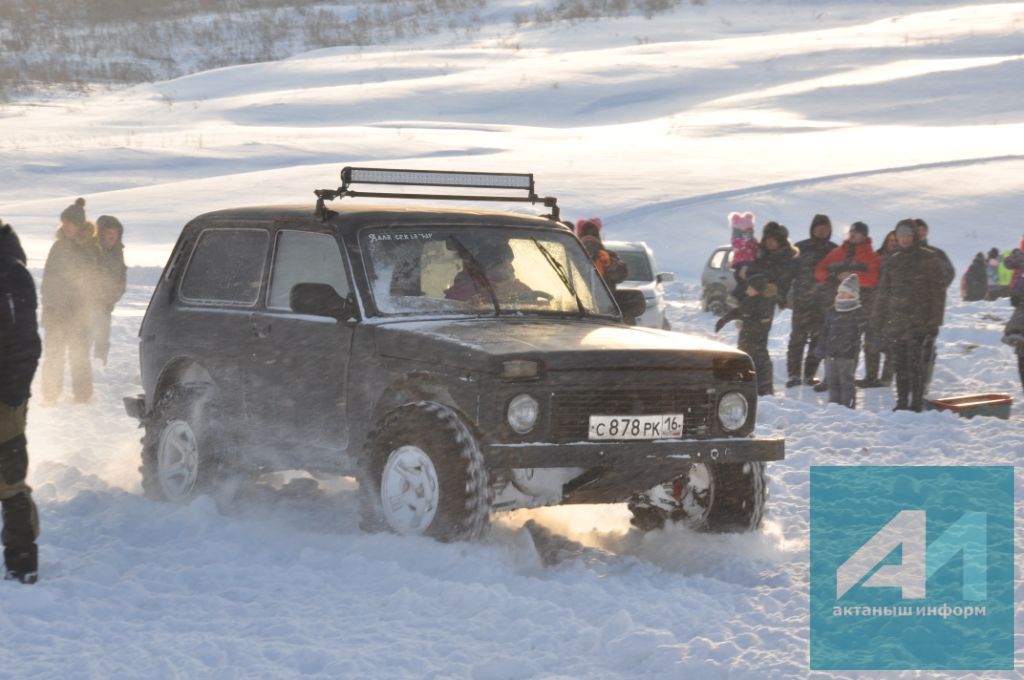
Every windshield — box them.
[360,225,619,317]
[616,249,654,282]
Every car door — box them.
[247,227,355,458]
[175,224,271,426]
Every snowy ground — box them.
[2,1,1024,677]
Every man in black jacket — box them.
[914,218,954,392]
[873,220,946,411]
[0,220,42,584]
[786,214,837,387]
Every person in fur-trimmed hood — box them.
[93,215,127,365]
[735,220,798,309]
[40,198,101,404]
[815,274,869,409]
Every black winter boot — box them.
[3,545,37,584]
[803,357,822,385]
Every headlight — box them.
[507,394,539,434]
[718,391,748,432]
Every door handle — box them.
[251,319,271,338]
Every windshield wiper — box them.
[531,238,586,318]
[447,235,501,316]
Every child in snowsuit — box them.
[729,212,758,267]
[815,274,869,408]
[715,273,776,396]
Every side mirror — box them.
[290,283,357,321]
[656,272,675,284]
[613,289,647,320]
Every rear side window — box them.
[616,250,653,282]
[268,230,350,310]
[179,228,269,305]
[710,248,730,270]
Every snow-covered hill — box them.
[2,1,1023,677]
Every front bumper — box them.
[486,436,784,468]
[485,437,785,504]
[124,394,146,420]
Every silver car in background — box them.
[701,245,737,316]
[604,240,674,329]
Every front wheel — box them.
[141,385,218,503]
[360,402,490,542]
[627,462,767,533]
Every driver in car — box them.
[445,241,532,303]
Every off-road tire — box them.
[627,462,767,533]
[140,384,218,503]
[360,402,490,542]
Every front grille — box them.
[550,387,714,441]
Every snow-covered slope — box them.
[2,2,1023,677]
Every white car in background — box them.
[604,240,674,329]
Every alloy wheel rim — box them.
[380,445,440,535]
[157,420,199,501]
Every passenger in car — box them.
[444,241,531,303]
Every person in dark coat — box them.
[93,215,127,365]
[748,221,798,307]
[815,274,869,408]
[1002,296,1024,392]
[914,218,954,393]
[0,220,42,584]
[40,198,101,404]
[961,252,988,302]
[786,213,837,387]
[986,247,1004,300]
[875,230,900,386]
[715,273,777,396]
[873,219,946,411]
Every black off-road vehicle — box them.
[125,168,784,540]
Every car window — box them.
[268,230,350,310]
[615,250,653,282]
[361,226,618,317]
[179,228,269,305]
[710,248,729,270]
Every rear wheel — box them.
[360,402,490,541]
[708,296,729,317]
[627,462,767,533]
[141,385,218,503]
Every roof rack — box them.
[314,166,560,221]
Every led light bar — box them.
[315,166,559,221]
[343,167,533,192]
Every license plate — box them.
[588,414,684,440]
